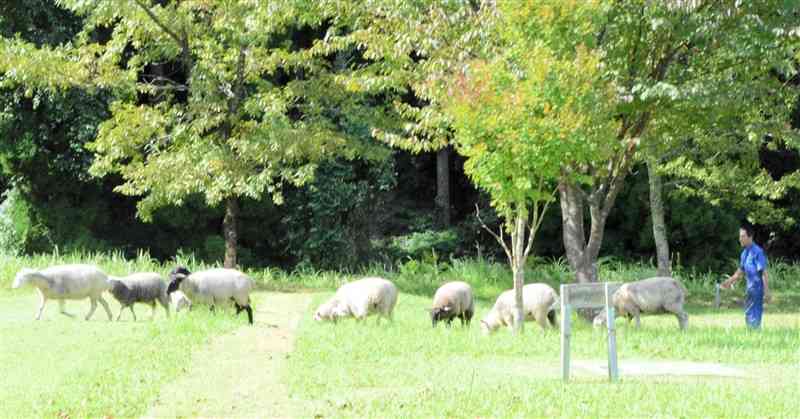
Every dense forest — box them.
[1,1,798,274]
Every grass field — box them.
[0,251,798,417]
[284,293,800,418]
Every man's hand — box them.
[720,275,733,290]
[764,289,772,303]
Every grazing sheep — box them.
[107,272,170,321]
[314,277,397,323]
[12,264,113,321]
[167,266,254,324]
[429,281,474,328]
[480,283,559,334]
[171,290,191,313]
[592,276,689,330]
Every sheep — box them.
[11,264,113,321]
[166,266,254,324]
[480,283,559,334]
[313,277,397,324]
[171,290,191,313]
[107,272,170,321]
[592,276,689,330]
[429,281,474,328]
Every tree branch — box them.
[132,0,192,69]
[475,204,512,265]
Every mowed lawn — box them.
[285,292,800,418]
[1,250,798,418]
[0,292,242,418]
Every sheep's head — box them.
[480,311,500,335]
[592,311,608,329]
[167,266,191,295]
[430,306,453,328]
[12,268,37,289]
[314,299,347,322]
[107,278,127,295]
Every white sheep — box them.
[593,276,689,330]
[12,264,113,321]
[429,281,474,328]
[107,272,170,321]
[171,290,191,313]
[167,266,254,324]
[480,283,559,334]
[314,277,397,323]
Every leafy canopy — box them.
[1,1,391,219]
[444,0,617,221]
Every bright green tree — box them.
[443,0,617,333]
[1,1,390,267]
[555,0,800,283]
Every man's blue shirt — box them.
[740,243,767,294]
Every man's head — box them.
[739,223,755,248]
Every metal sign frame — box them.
[560,282,622,382]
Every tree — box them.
[558,1,800,284]
[1,1,390,267]
[443,1,616,333]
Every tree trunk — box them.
[647,157,671,277]
[559,181,599,284]
[435,147,451,227]
[510,214,526,335]
[223,197,239,268]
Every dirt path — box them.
[143,292,312,419]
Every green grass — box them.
[1,250,799,417]
[0,293,242,418]
[0,250,246,418]
[285,292,800,418]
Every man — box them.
[721,224,771,329]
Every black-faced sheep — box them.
[429,281,474,328]
[593,276,689,330]
[12,264,113,321]
[166,266,254,324]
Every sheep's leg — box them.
[150,301,157,320]
[59,299,75,318]
[35,294,47,320]
[634,312,641,329]
[130,306,137,322]
[160,298,170,318]
[116,305,126,321]
[535,310,549,331]
[244,305,253,325]
[676,311,688,330]
[85,298,98,321]
[504,314,515,332]
[665,303,688,330]
[464,310,473,327]
[97,295,113,321]
[547,310,557,329]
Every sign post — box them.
[560,282,621,382]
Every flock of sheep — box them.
[11,264,254,324]
[312,275,690,332]
[10,262,690,331]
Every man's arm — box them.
[762,269,771,302]
[722,269,743,289]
